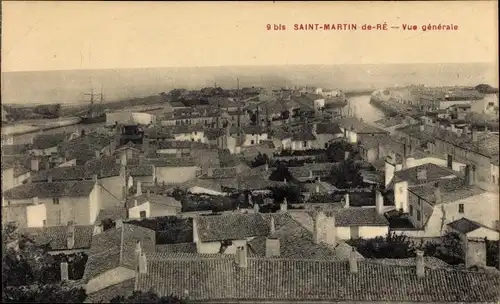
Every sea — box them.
[1,62,498,105]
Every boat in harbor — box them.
[80,87,106,124]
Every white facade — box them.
[336,226,389,240]
[291,140,315,151]
[128,201,180,219]
[174,131,207,143]
[2,168,14,192]
[243,133,269,146]
[155,166,200,184]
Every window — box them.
[53,198,60,205]
[493,175,496,185]
[458,204,464,213]
[140,211,147,218]
[416,210,421,221]
[251,140,255,145]
[194,132,197,135]
[324,143,328,149]
[409,205,413,216]
[303,141,307,148]
[191,138,195,142]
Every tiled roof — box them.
[248,213,358,260]
[333,207,389,227]
[136,254,500,302]
[14,167,30,177]
[410,178,485,205]
[82,228,123,282]
[289,163,337,178]
[31,133,67,150]
[85,278,135,303]
[204,128,225,140]
[170,124,205,135]
[334,117,388,134]
[447,217,484,234]
[156,243,197,254]
[315,123,342,135]
[242,125,269,135]
[95,207,128,223]
[366,257,452,269]
[3,180,96,200]
[196,213,271,242]
[157,140,211,150]
[374,116,406,128]
[292,131,316,141]
[219,175,285,190]
[208,167,237,179]
[19,225,93,250]
[126,216,193,244]
[2,144,32,155]
[128,164,154,177]
[146,157,198,167]
[393,163,459,186]
[31,158,121,182]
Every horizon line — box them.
[2,61,497,74]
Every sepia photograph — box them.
[1,1,499,303]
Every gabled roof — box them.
[393,163,459,186]
[331,208,389,227]
[292,131,316,141]
[128,164,154,177]
[156,243,197,254]
[31,133,67,150]
[136,253,500,302]
[315,123,342,135]
[334,117,388,134]
[157,140,211,150]
[242,125,269,135]
[196,213,271,242]
[447,217,485,234]
[19,225,94,250]
[3,180,96,200]
[410,178,485,205]
[31,158,121,182]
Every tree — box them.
[269,164,294,182]
[2,224,87,302]
[328,159,364,188]
[250,152,269,168]
[348,232,417,259]
[110,290,186,303]
[422,232,464,265]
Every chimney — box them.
[375,190,384,214]
[416,168,427,181]
[95,150,100,159]
[32,196,39,205]
[434,182,442,205]
[465,164,475,186]
[419,124,425,132]
[344,193,350,208]
[315,185,320,193]
[235,246,248,268]
[264,163,269,172]
[134,199,138,207]
[344,151,350,160]
[138,252,148,274]
[265,238,280,257]
[67,221,75,249]
[471,129,478,141]
[135,181,142,197]
[60,262,69,281]
[416,250,425,278]
[402,143,408,170]
[31,158,39,172]
[253,203,259,213]
[462,125,469,137]
[313,212,326,244]
[47,175,53,183]
[269,216,276,235]
[349,247,358,274]
[139,153,145,164]
[280,198,287,212]
[92,174,98,183]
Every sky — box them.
[2,1,498,72]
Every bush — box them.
[348,232,417,259]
